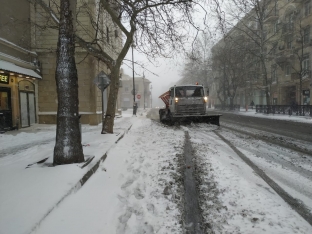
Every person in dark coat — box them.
[133,102,138,116]
[250,100,254,109]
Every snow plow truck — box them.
[158,84,221,126]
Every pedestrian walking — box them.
[133,102,138,116]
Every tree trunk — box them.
[102,64,121,134]
[53,0,84,165]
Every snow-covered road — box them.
[1,109,312,233]
[186,124,312,233]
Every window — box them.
[303,26,310,44]
[304,1,311,17]
[273,21,278,34]
[271,43,277,55]
[286,65,291,75]
[302,54,310,71]
[272,67,277,83]
[286,36,292,49]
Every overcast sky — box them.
[120,1,227,107]
[122,49,185,107]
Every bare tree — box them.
[281,11,311,105]
[179,32,214,87]
[28,0,202,164]
[30,0,115,164]
[101,0,202,133]
[53,0,84,164]
[211,0,283,105]
[211,36,247,108]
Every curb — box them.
[29,125,132,234]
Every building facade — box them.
[1,0,122,130]
[119,74,152,110]
[211,0,312,107]
[31,0,122,125]
[0,0,42,130]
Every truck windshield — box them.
[175,86,204,97]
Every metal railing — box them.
[256,105,312,116]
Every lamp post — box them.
[132,44,135,104]
[150,85,152,108]
[143,72,145,110]
[131,43,137,115]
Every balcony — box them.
[302,70,311,79]
[291,70,312,80]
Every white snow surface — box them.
[0,109,311,234]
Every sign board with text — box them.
[0,73,9,84]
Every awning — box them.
[0,60,42,79]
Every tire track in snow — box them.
[213,130,312,226]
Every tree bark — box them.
[102,64,121,133]
[54,0,84,165]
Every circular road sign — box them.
[137,94,141,99]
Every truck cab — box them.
[159,84,220,125]
[168,85,208,115]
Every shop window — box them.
[0,91,9,110]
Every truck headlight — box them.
[175,97,179,103]
[204,96,208,103]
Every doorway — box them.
[19,80,36,128]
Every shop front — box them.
[0,60,41,131]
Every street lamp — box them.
[143,72,145,110]
[131,43,135,104]
[150,85,152,108]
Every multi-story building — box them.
[0,0,122,130]
[211,0,312,107]
[0,0,42,130]
[32,0,122,125]
[119,74,151,110]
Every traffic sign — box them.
[137,94,141,99]
[93,71,111,92]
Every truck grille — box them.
[176,104,205,114]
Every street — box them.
[1,109,312,233]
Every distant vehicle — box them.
[158,84,221,125]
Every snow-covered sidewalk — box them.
[0,110,137,234]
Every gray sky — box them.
[121,2,223,108]
[122,49,184,107]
